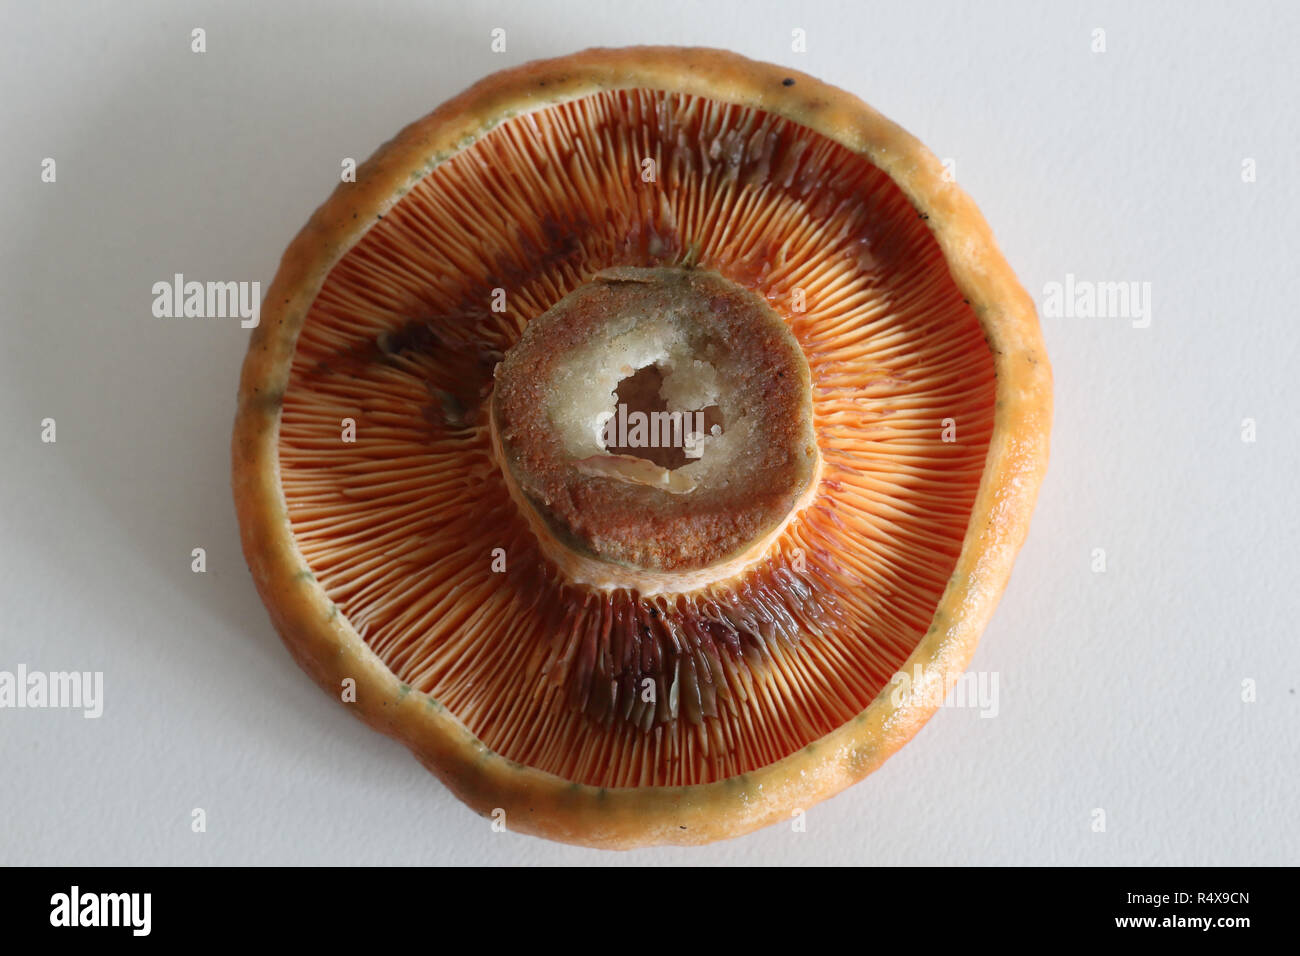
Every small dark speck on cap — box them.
[782,78,795,87]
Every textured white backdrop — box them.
[2,0,1296,865]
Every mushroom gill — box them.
[276,87,996,789]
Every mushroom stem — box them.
[490,265,821,589]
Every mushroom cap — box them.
[232,46,1052,848]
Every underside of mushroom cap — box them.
[277,83,997,782]
[234,46,1052,846]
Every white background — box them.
[2,0,1296,865]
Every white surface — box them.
[2,0,1297,866]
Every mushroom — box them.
[233,47,1052,848]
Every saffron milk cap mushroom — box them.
[232,46,1052,848]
